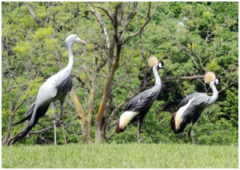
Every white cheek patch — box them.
[215,79,219,85]
[119,111,139,129]
[159,63,162,68]
[175,97,195,130]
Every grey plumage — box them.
[116,61,166,143]
[170,77,221,144]
[12,34,86,145]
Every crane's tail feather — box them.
[12,102,36,125]
[12,103,50,145]
[169,111,187,134]
[116,119,126,133]
[169,112,177,132]
[22,102,36,117]
[12,114,32,125]
[116,120,120,133]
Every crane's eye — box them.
[75,36,77,38]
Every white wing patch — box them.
[50,89,57,97]
[175,97,195,130]
[119,111,139,129]
[41,78,58,98]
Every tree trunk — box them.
[95,52,120,143]
[2,114,13,146]
[80,118,92,144]
[70,88,92,144]
[95,121,104,143]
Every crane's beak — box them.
[218,83,222,87]
[79,39,87,44]
[162,66,166,70]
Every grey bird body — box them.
[122,80,161,124]
[12,35,86,145]
[170,79,221,143]
[116,61,166,143]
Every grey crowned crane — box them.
[169,71,222,144]
[12,34,86,145]
[116,56,166,143]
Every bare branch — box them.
[174,80,187,97]
[12,85,28,112]
[120,2,138,40]
[198,31,213,57]
[122,2,171,44]
[6,125,53,146]
[38,134,53,144]
[86,2,111,48]
[13,99,27,113]
[163,75,204,81]
[71,74,90,93]
[29,125,53,134]
[25,2,45,28]
[106,125,117,140]
[2,87,12,95]
[50,10,57,38]
[179,48,201,70]
[91,4,113,22]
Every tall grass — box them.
[2,143,238,168]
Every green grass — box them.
[2,143,238,168]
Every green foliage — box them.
[205,59,220,71]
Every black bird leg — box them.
[137,118,142,144]
[188,121,195,144]
[52,101,57,145]
[60,100,67,144]
[188,126,191,141]
[190,121,195,144]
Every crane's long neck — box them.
[153,65,162,93]
[207,81,218,105]
[65,43,74,75]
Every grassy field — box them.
[2,143,238,168]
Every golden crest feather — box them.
[148,56,158,68]
[204,71,216,84]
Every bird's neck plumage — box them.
[208,81,218,105]
[65,43,74,75]
[153,65,162,92]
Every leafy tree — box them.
[2,2,238,146]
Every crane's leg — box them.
[60,100,67,144]
[188,126,191,141]
[137,119,142,144]
[52,101,57,145]
[190,121,195,144]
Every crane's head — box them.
[158,61,166,70]
[65,34,87,46]
[215,78,222,86]
[148,56,166,72]
[204,71,222,86]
